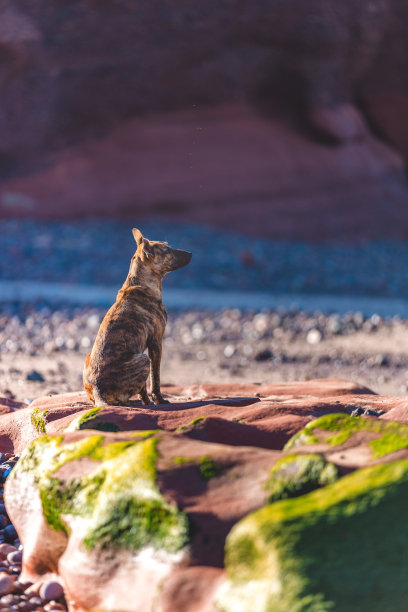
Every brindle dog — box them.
[83,228,192,406]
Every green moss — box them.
[284,413,364,451]
[175,416,206,433]
[218,459,408,612]
[172,455,218,481]
[173,456,192,465]
[370,431,408,458]
[83,494,186,552]
[131,430,160,439]
[30,408,51,434]
[199,456,218,481]
[65,407,121,433]
[284,428,320,451]
[13,432,189,554]
[285,413,408,459]
[265,454,339,502]
[191,416,206,425]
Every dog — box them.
[83,228,192,406]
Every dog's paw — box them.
[152,394,170,405]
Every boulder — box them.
[219,458,408,612]
[5,429,280,610]
[5,381,408,610]
[217,413,408,611]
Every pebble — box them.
[39,582,64,603]
[0,574,15,595]
[4,525,18,543]
[26,371,45,383]
[306,329,322,345]
[7,551,22,565]
[0,544,17,560]
[223,345,235,358]
[254,349,274,362]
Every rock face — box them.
[4,380,408,610]
[2,102,408,243]
[0,6,54,156]
[0,1,408,239]
[1,0,408,153]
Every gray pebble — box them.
[26,371,45,383]
[39,582,64,602]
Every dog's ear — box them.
[141,238,153,261]
[132,228,144,246]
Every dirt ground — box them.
[2,322,408,405]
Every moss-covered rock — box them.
[218,459,408,612]
[175,416,207,434]
[30,407,50,434]
[265,454,339,502]
[285,413,408,459]
[11,432,188,554]
[65,408,120,433]
[173,454,219,481]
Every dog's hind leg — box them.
[91,353,150,407]
[115,352,151,405]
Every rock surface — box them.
[0,2,408,240]
[3,379,408,610]
[220,458,408,612]
[0,379,378,454]
[219,411,408,611]
[1,104,407,243]
[0,0,407,155]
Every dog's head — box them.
[132,228,192,276]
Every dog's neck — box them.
[122,258,163,300]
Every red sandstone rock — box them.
[158,566,224,612]
[0,0,407,155]
[1,104,407,243]
[0,379,379,454]
[0,397,23,415]
[0,1,406,243]
[6,429,281,609]
[5,379,408,611]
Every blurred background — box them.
[1,0,408,402]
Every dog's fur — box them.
[83,228,192,406]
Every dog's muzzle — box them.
[173,249,192,269]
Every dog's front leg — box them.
[148,340,169,404]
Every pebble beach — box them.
[2,219,408,402]
[2,219,408,297]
